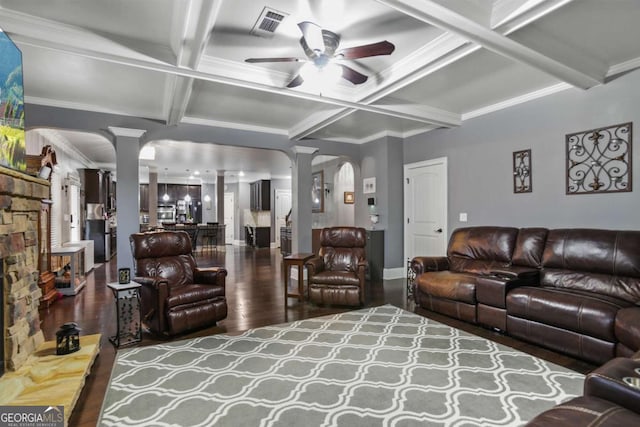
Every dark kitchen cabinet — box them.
[366,230,385,282]
[250,180,270,211]
[245,226,270,248]
[139,184,149,212]
[81,169,104,204]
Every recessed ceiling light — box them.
[239,171,245,177]
[194,170,200,175]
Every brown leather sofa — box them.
[130,230,227,336]
[411,226,640,365]
[305,226,367,306]
[526,351,640,426]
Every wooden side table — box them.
[283,253,315,304]
[107,281,142,347]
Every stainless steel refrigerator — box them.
[84,219,110,263]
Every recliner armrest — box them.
[585,357,640,414]
[305,256,324,274]
[616,307,640,353]
[134,275,168,290]
[194,267,228,287]
[411,256,449,275]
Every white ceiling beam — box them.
[12,33,461,128]
[288,0,578,141]
[166,0,223,125]
[376,0,603,89]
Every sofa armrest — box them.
[305,256,324,275]
[194,267,228,288]
[585,356,640,414]
[616,307,640,353]
[411,256,449,275]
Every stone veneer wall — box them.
[1,166,49,371]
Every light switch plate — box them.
[459,213,468,222]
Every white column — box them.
[291,146,318,253]
[109,126,146,272]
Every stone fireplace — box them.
[1,166,49,373]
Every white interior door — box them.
[275,189,292,247]
[224,192,234,244]
[404,157,448,262]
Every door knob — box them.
[435,228,443,233]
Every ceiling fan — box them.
[245,21,395,88]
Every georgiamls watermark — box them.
[0,406,64,427]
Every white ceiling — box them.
[3,0,640,181]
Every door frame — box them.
[274,188,292,247]
[403,157,448,267]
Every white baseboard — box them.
[271,242,278,248]
[233,239,245,246]
[383,267,406,280]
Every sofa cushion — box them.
[512,227,548,268]
[507,286,633,342]
[447,226,519,274]
[166,284,225,308]
[541,229,640,303]
[415,271,477,304]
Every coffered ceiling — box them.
[2,0,639,179]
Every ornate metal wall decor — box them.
[513,149,532,193]
[566,122,632,194]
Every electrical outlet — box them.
[459,213,468,222]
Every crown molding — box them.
[181,116,287,136]
[461,82,571,121]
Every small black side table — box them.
[107,281,142,347]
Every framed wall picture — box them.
[311,170,324,213]
[363,177,376,194]
[344,191,354,204]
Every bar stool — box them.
[202,223,218,252]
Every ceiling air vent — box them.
[251,7,288,38]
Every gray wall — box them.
[404,68,640,233]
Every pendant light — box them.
[162,168,170,202]
[184,184,191,203]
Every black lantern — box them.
[56,322,81,355]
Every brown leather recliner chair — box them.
[130,231,227,336]
[305,227,367,306]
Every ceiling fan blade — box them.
[245,57,302,63]
[338,40,395,59]
[298,21,325,53]
[339,65,368,85]
[286,75,304,88]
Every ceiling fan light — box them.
[300,62,342,89]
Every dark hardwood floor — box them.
[37,246,595,427]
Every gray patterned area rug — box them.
[99,305,583,426]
